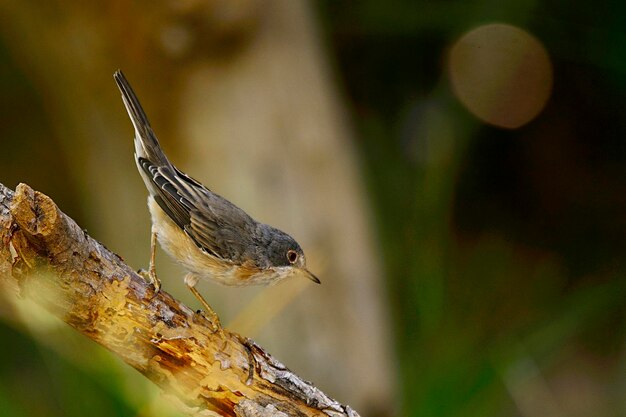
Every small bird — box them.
[113,70,319,332]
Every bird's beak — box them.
[302,269,321,284]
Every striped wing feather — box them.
[137,157,254,263]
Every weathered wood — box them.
[0,182,359,417]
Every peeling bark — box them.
[0,182,360,417]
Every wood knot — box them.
[10,183,59,241]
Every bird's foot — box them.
[196,308,228,348]
[137,267,161,297]
[186,279,227,347]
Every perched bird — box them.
[113,70,319,332]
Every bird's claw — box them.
[196,309,227,348]
[137,268,161,298]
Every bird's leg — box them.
[139,228,161,295]
[148,228,161,293]
[185,274,225,341]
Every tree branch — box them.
[0,182,360,417]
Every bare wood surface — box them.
[0,182,359,417]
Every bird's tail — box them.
[113,70,170,166]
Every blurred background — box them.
[0,0,625,416]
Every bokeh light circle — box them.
[448,23,553,129]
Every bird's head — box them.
[264,227,320,284]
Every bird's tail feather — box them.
[113,70,169,166]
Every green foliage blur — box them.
[320,0,626,415]
[0,0,625,416]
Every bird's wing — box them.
[137,157,254,262]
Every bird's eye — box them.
[287,250,298,264]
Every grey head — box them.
[255,224,320,283]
